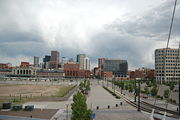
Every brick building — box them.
[64,63,80,78]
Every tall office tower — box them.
[61,57,69,66]
[83,57,90,70]
[49,51,60,69]
[34,56,39,67]
[77,54,86,69]
[155,48,180,82]
[43,55,51,69]
[98,58,105,69]
[50,51,60,62]
[103,59,128,77]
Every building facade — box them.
[34,56,39,67]
[12,67,37,77]
[103,59,128,77]
[77,54,86,69]
[64,63,80,77]
[37,69,64,78]
[49,51,60,69]
[83,57,90,70]
[155,48,180,82]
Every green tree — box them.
[71,91,92,120]
[151,86,158,96]
[79,82,85,92]
[144,86,149,94]
[169,82,175,91]
[163,89,170,99]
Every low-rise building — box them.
[37,69,64,78]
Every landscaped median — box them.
[103,86,121,99]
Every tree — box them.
[144,86,149,94]
[71,91,92,120]
[169,82,175,91]
[163,89,170,99]
[79,82,85,92]
[128,84,133,93]
[151,86,158,96]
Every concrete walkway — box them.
[87,80,150,120]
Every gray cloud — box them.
[107,0,180,41]
[89,0,180,69]
[0,0,179,69]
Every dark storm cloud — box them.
[107,0,180,41]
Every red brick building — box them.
[103,72,113,79]
[64,63,80,77]
[129,68,155,80]
[0,63,12,69]
[64,63,91,78]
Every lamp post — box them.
[134,78,137,102]
[66,104,69,120]
[114,77,115,93]
[121,78,123,94]
[136,78,141,111]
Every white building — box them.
[155,48,180,82]
[83,57,90,70]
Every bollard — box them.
[120,102,122,106]
[116,104,118,107]
[97,106,99,110]
[108,105,110,109]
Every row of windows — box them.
[14,69,34,75]
[156,67,180,70]
[155,57,180,59]
[155,54,179,56]
[156,71,180,73]
[155,64,180,66]
[156,49,179,53]
[155,60,180,63]
[156,77,179,80]
[156,74,180,76]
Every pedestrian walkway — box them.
[87,80,150,120]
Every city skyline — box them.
[0,0,180,70]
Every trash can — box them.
[12,104,23,111]
[2,103,11,109]
[24,105,34,111]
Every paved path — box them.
[87,81,120,110]
[87,80,150,120]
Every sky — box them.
[0,0,180,70]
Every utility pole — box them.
[121,79,122,94]
[178,44,180,117]
[134,79,137,102]
[178,79,180,118]
[114,78,115,93]
[66,104,69,120]
[138,79,141,111]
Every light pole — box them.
[121,79,122,94]
[66,104,69,120]
[134,78,137,102]
[136,78,141,111]
[138,79,141,111]
[114,78,115,93]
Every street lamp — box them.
[66,104,69,120]
[135,78,141,112]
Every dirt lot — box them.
[0,84,63,97]
[0,83,76,109]
[0,109,58,119]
